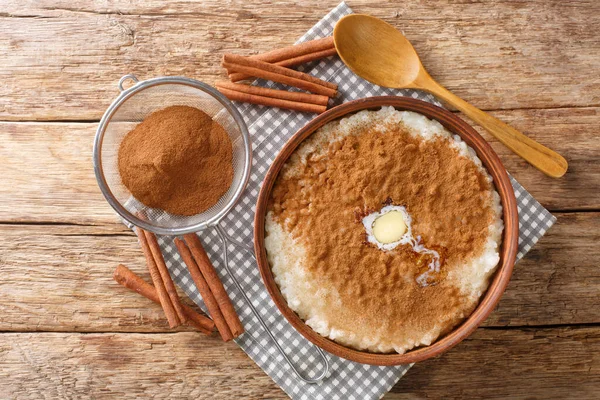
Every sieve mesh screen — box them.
[95,78,250,234]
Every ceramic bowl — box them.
[254,96,518,365]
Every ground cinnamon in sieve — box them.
[118,105,233,216]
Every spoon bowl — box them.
[333,14,568,178]
[334,14,421,88]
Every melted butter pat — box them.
[372,210,407,244]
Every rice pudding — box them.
[265,107,503,354]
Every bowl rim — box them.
[93,76,252,235]
[253,96,519,366]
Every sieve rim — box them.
[93,75,252,236]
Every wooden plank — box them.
[483,212,600,327]
[469,106,600,211]
[0,332,283,399]
[0,122,116,225]
[0,107,597,228]
[1,1,599,120]
[388,326,600,399]
[0,327,598,398]
[0,223,218,333]
[0,213,597,332]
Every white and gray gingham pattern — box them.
[152,2,556,399]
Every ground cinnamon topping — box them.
[118,105,233,216]
[268,117,497,350]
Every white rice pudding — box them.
[265,107,503,354]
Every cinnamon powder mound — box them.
[118,105,233,216]
[267,111,501,353]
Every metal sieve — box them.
[93,74,328,383]
[94,74,251,235]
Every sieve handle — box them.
[118,74,140,92]
[214,225,330,384]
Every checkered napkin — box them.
[155,2,556,398]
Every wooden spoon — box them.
[333,14,568,178]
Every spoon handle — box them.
[416,74,568,178]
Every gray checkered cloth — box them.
[155,2,556,399]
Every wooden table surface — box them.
[1,0,599,398]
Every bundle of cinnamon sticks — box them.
[114,264,215,335]
[217,36,338,114]
[113,228,244,342]
[175,234,244,341]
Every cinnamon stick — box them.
[175,238,234,342]
[183,233,245,338]
[270,46,338,68]
[143,230,187,324]
[216,86,327,114]
[248,36,334,64]
[113,264,215,335]
[136,228,180,328]
[224,53,337,91]
[229,47,338,82]
[215,81,329,106]
[222,61,336,98]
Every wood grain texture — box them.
[0,327,598,399]
[388,326,600,399]
[0,332,279,399]
[0,122,114,224]
[0,0,598,397]
[0,214,597,332]
[1,1,599,120]
[484,212,600,327]
[469,106,600,211]
[0,223,199,333]
[0,107,597,228]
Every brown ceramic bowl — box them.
[254,96,518,365]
